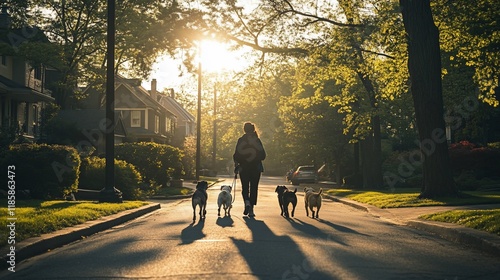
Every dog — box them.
[304,187,323,218]
[192,181,208,221]
[275,185,297,218]
[217,185,233,217]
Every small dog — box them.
[217,185,233,217]
[304,187,323,218]
[192,181,208,221]
[275,185,297,218]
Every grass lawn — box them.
[324,188,500,208]
[0,200,148,247]
[324,188,500,236]
[421,209,500,236]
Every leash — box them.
[231,172,237,204]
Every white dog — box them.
[217,185,233,217]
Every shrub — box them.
[382,149,423,188]
[449,141,500,179]
[79,156,143,200]
[0,143,80,199]
[115,142,184,187]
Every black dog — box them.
[192,181,208,221]
[275,185,297,218]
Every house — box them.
[154,80,195,146]
[0,7,54,142]
[51,110,127,155]
[81,75,176,144]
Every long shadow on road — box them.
[230,217,331,279]
[180,218,206,245]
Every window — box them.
[34,65,42,80]
[155,115,160,134]
[131,110,141,127]
[165,117,171,133]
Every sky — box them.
[142,40,251,93]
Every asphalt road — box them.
[2,176,500,279]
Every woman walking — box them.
[233,122,266,217]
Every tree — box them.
[400,0,457,198]
[27,0,203,109]
[197,0,407,188]
[432,0,499,107]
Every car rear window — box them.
[299,167,316,172]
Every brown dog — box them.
[304,187,322,218]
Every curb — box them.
[1,202,161,268]
[148,180,221,200]
[323,194,500,259]
[406,220,500,259]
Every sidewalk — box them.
[324,193,500,259]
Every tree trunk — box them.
[400,0,457,198]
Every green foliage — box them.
[115,142,183,187]
[26,0,205,107]
[433,0,500,106]
[79,156,143,200]
[0,144,80,199]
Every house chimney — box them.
[151,79,157,101]
[0,6,12,30]
[170,88,175,98]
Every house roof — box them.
[0,75,54,102]
[81,75,175,117]
[158,95,195,124]
[55,110,127,137]
[0,26,49,45]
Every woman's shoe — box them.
[243,200,250,215]
[248,205,255,217]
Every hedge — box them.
[115,142,184,187]
[79,156,143,200]
[1,143,80,199]
[449,141,500,179]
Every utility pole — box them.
[196,46,202,181]
[100,0,122,202]
[212,83,217,169]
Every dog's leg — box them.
[316,206,320,218]
[278,197,284,216]
[218,204,221,216]
[305,202,309,217]
[228,204,231,217]
[202,203,207,218]
[291,202,296,217]
[193,205,196,221]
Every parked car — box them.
[290,165,318,185]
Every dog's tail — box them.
[318,188,323,195]
[293,188,297,193]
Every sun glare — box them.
[145,39,251,91]
[199,39,242,73]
